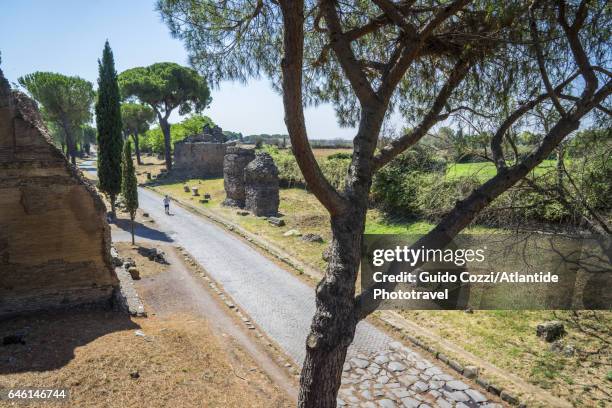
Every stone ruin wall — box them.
[244,152,280,217]
[173,141,228,178]
[0,69,118,318]
[223,146,255,207]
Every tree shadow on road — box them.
[113,218,173,243]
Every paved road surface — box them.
[131,187,392,364]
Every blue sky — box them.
[0,0,358,138]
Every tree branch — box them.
[279,0,348,215]
[529,0,567,117]
[319,0,378,104]
[558,0,599,100]
[372,58,472,171]
[357,77,612,321]
[491,73,579,171]
[378,0,471,100]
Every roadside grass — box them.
[399,309,611,407]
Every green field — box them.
[445,160,558,181]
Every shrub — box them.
[371,145,446,215]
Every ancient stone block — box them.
[536,321,565,342]
[222,146,255,207]
[0,68,118,318]
[267,217,285,227]
[244,152,280,217]
[301,233,324,243]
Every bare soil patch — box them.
[0,312,290,408]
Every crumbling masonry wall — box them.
[244,152,280,217]
[173,131,234,178]
[223,146,255,207]
[0,69,118,318]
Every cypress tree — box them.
[121,140,139,245]
[96,40,123,219]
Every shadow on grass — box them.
[113,218,173,243]
[0,310,139,374]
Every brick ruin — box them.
[222,146,256,207]
[244,152,280,217]
[0,68,118,318]
[173,124,235,178]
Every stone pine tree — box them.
[121,103,155,165]
[121,140,139,245]
[159,1,611,406]
[118,62,211,171]
[18,72,94,165]
[96,40,123,219]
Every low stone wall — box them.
[173,141,229,178]
[0,68,118,318]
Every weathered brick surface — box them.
[173,126,235,177]
[244,152,280,217]
[0,68,117,318]
[222,146,255,207]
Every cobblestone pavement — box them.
[132,188,393,364]
[90,169,498,407]
[340,342,501,408]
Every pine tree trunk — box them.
[132,133,142,165]
[556,144,565,193]
[110,193,116,220]
[298,208,365,408]
[160,118,172,171]
[61,116,77,165]
[131,216,135,245]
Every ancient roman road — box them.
[80,160,499,407]
[132,187,393,364]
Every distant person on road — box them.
[164,195,171,215]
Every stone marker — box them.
[128,267,140,280]
[223,146,256,207]
[191,187,199,196]
[183,185,190,192]
[268,217,285,227]
[536,321,565,342]
[302,233,324,243]
[244,152,280,216]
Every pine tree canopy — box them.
[118,62,211,118]
[18,72,94,133]
[121,102,155,136]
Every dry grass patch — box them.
[0,312,291,408]
[114,242,167,278]
[311,148,353,158]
